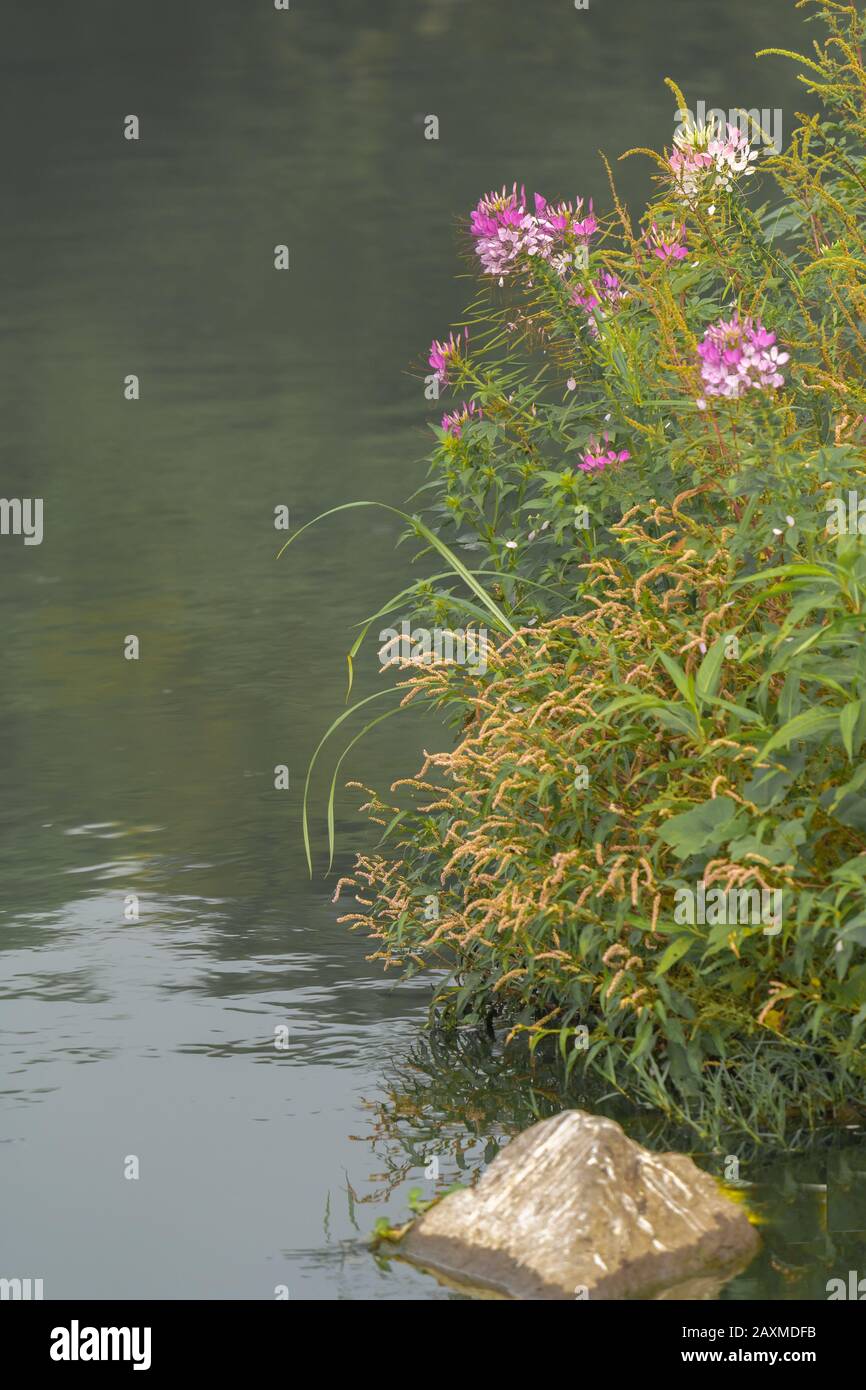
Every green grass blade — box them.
[301,687,401,878]
[276,500,519,637]
[326,705,406,873]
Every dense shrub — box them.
[316,0,866,1141]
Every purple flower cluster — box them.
[470,184,597,282]
[578,433,631,474]
[441,400,482,438]
[428,328,468,386]
[644,221,688,262]
[696,313,789,404]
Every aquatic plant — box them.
[292,0,866,1141]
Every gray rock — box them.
[398,1109,760,1299]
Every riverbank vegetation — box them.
[306,0,866,1143]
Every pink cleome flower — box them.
[644,220,689,262]
[470,184,598,281]
[441,400,483,438]
[578,433,631,474]
[429,328,468,386]
[668,118,758,201]
[696,313,789,402]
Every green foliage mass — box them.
[319,0,866,1142]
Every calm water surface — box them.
[1,0,862,1299]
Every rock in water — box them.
[399,1109,759,1299]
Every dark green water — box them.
[1,0,862,1299]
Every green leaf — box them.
[835,963,866,1008]
[757,708,840,760]
[731,563,835,589]
[695,638,725,704]
[833,793,866,833]
[657,650,695,706]
[658,796,742,858]
[840,701,862,762]
[628,1014,656,1062]
[652,706,700,738]
[827,761,866,813]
